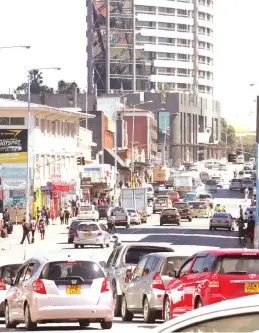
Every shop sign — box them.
[53,185,70,192]
[81,177,91,186]
[2,166,27,179]
[0,129,28,163]
[83,164,111,183]
[3,180,26,189]
[51,174,61,183]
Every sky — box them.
[0,0,258,129]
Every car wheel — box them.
[160,222,163,226]
[143,297,156,323]
[228,227,231,231]
[5,302,16,329]
[74,244,79,249]
[100,243,105,248]
[121,295,134,321]
[195,299,203,309]
[79,320,90,327]
[113,285,121,317]
[68,239,73,244]
[188,217,192,222]
[209,227,212,230]
[100,321,113,329]
[177,222,181,226]
[106,242,110,247]
[164,297,171,321]
[24,303,37,331]
[80,245,84,248]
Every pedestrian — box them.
[239,205,244,222]
[36,207,40,221]
[0,218,8,250]
[20,218,31,244]
[38,218,46,240]
[46,207,50,226]
[31,216,37,244]
[214,204,221,212]
[244,187,249,202]
[64,208,70,225]
[59,208,64,225]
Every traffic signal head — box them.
[77,157,82,165]
[82,157,85,165]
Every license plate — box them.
[84,233,91,236]
[245,282,259,293]
[66,285,81,295]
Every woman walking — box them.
[59,209,65,225]
[64,208,70,225]
[39,218,46,240]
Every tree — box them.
[57,80,80,94]
[220,117,236,147]
[15,69,53,94]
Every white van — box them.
[144,184,154,200]
[236,155,244,164]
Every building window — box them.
[10,117,25,125]
[0,118,9,125]
[177,9,188,17]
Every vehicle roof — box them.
[151,294,259,333]
[197,248,259,256]
[118,242,174,250]
[27,254,96,264]
[144,252,190,259]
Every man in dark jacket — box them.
[20,219,31,244]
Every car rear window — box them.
[80,206,93,211]
[215,255,259,274]
[232,179,242,183]
[0,264,21,279]
[213,213,228,218]
[41,261,104,280]
[70,221,82,228]
[125,247,174,265]
[206,180,217,185]
[193,203,207,209]
[162,209,177,215]
[199,194,212,199]
[78,224,99,231]
[161,256,188,275]
[174,203,189,209]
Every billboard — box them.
[0,129,28,163]
[2,166,27,179]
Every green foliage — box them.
[57,80,80,94]
[15,70,53,94]
[220,117,236,147]
[236,135,256,159]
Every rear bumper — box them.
[161,218,180,224]
[210,222,231,229]
[179,213,192,219]
[114,221,128,226]
[74,236,105,245]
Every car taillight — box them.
[210,218,213,222]
[97,232,102,236]
[125,269,132,283]
[32,279,47,294]
[0,278,6,290]
[152,273,165,290]
[74,231,78,237]
[101,278,110,293]
[226,220,229,223]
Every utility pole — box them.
[193,0,199,98]
[254,95,259,248]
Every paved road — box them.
[0,163,253,331]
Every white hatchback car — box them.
[74,222,110,248]
[4,255,114,330]
[78,205,99,221]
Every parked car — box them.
[173,202,192,221]
[191,201,211,218]
[163,249,259,321]
[160,208,181,226]
[197,193,213,208]
[0,262,22,316]
[108,208,130,228]
[101,243,174,316]
[4,255,114,330]
[229,178,242,190]
[74,221,110,248]
[153,294,259,333]
[210,212,235,231]
[153,197,173,214]
[96,205,113,219]
[244,206,256,221]
[78,205,99,221]
[126,209,141,225]
[121,252,189,323]
[67,219,84,243]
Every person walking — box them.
[59,209,65,225]
[64,208,70,225]
[46,207,50,226]
[31,216,37,244]
[244,187,249,202]
[38,218,46,240]
[20,219,31,244]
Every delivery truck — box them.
[173,174,193,198]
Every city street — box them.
[0,164,253,332]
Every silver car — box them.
[74,222,110,248]
[121,252,188,323]
[126,209,141,225]
[210,212,235,231]
[4,255,114,330]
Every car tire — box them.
[100,321,113,329]
[143,297,156,323]
[113,285,121,317]
[209,227,212,230]
[68,239,73,244]
[5,302,16,329]
[101,243,105,248]
[121,295,134,322]
[195,299,203,309]
[228,227,231,231]
[79,320,90,327]
[188,218,192,222]
[24,303,37,331]
[74,244,79,249]
[164,297,171,321]
[106,242,110,247]
[160,222,163,226]
[177,222,181,226]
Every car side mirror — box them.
[168,270,177,278]
[3,276,14,286]
[99,261,106,269]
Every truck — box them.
[173,175,193,197]
[121,188,150,223]
[153,165,170,185]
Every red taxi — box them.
[163,249,259,321]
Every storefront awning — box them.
[104,148,127,169]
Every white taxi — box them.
[78,205,99,221]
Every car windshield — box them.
[213,213,228,218]
[162,209,177,215]
[146,187,153,192]
[174,203,189,209]
[215,255,259,274]
[199,194,212,199]
[186,194,196,200]
[1,264,21,279]
[159,190,168,195]
[161,256,188,275]
[77,224,99,231]
[80,206,92,211]
[125,247,174,265]
[41,261,104,280]
[246,207,256,212]
[193,203,207,209]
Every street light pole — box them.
[255,95,259,248]
[25,67,61,223]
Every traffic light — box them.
[77,157,82,165]
[82,157,85,165]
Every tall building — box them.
[87,0,214,96]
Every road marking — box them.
[128,228,142,234]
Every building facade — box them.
[87,0,214,96]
